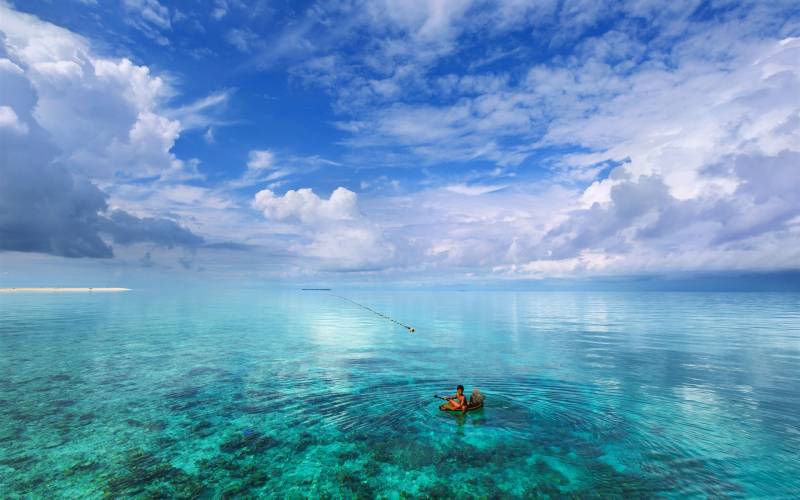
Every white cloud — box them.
[122,0,172,45]
[0,105,28,134]
[444,183,507,196]
[273,2,800,277]
[226,28,261,53]
[166,89,232,130]
[247,149,276,170]
[545,35,800,205]
[226,151,340,190]
[3,1,799,280]
[485,35,800,276]
[254,187,360,224]
[0,4,238,265]
[253,187,394,270]
[0,5,229,182]
[203,127,215,144]
[212,0,228,20]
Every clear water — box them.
[1,290,799,498]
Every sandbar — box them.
[0,288,130,293]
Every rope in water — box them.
[327,292,416,333]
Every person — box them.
[440,385,467,412]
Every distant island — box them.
[0,288,130,293]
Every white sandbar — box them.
[0,288,130,293]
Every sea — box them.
[1,289,798,498]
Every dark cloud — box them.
[0,62,204,259]
[0,154,205,257]
[101,210,204,249]
[734,150,800,203]
[202,241,255,251]
[0,72,114,257]
[0,159,114,258]
[139,251,155,267]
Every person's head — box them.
[457,385,464,394]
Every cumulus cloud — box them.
[0,5,228,182]
[507,150,800,276]
[494,35,800,276]
[0,153,204,259]
[0,105,28,134]
[0,5,205,259]
[254,187,360,223]
[273,2,800,277]
[3,1,799,280]
[0,160,113,258]
[253,187,394,270]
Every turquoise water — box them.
[1,290,799,498]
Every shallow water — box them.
[1,290,799,498]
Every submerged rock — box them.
[165,387,201,399]
[191,420,214,437]
[65,460,100,476]
[335,468,375,499]
[294,431,316,452]
[0,454,36,469]
[219,431,278,455]
[105,448,205,498]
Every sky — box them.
[1,0,799,288]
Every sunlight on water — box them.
[1,290,799,497]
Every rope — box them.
[327,293,416,333]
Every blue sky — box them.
[1,0,799,287]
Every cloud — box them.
[0,5,228,182]
[444,183,507,196]
[0,159,113,258]
[3,1,799,280]
[166,89,232,131]
[212,0,228,20]
[253,187,394,270]
[203,127,215,144]
[122,0,172,45]
[0,105,28,134]
[272,2,800,277]
[101,210,204,248]
[492,35,800,275]
[0,143,204,258]
[224,150,339,189]
[226,28,261,53]
[0,5,205,259]
[254,187,360,223]
[203,241,254,251]
[518,151,800,275]
[280,1,798,172]
[139,251,155,267]
[247,149,276,170]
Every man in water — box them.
[440,385,467,412]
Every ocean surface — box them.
[1,290,799,498]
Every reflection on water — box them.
[1,290,799,497]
